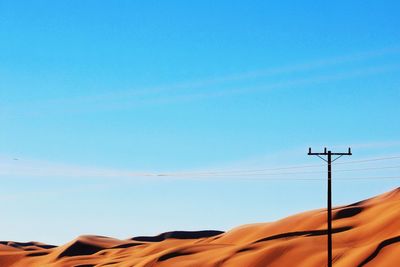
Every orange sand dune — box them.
[1,188,399,267]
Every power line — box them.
[156,164,400,177]
[157,155,400,176]
[5,154,400,178]
[333,155,400,165]
[336,176,400,180]
[232,175,400,181]
[162,163,325,176]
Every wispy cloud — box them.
[3,63,399,117]
[139,63,400,106]
[2,46,400,117]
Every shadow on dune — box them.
[334,207,363,220]
[358,235,400,267]
[57,241,103,258]
[158,251,193,262]
[254,226,352,243]
[131,230,224,242]
[0,241,56,250]
[27,251,50,257]
[237,247,254,253]
[111,242,144,249]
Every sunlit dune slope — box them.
[1,188,399,267]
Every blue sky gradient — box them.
[1,1,400,244]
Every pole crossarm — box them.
[307,147,352,267]
[308,147,352,156]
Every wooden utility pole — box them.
[308,147,352,267]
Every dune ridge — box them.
[1,188,399,266]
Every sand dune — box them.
[1,188,399,266]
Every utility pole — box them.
[308,147,352,267]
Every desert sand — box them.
[1,188,399,267]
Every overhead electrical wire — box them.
[332,155,400,165]
[236,175,400,181]
[5,154,400,179]
[156,155,400,176]
[156,165,400,178]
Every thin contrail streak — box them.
[17,62,398,116]
[3,45,399,117]
[59,45,400,100]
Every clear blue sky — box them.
[0,1,399,245]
